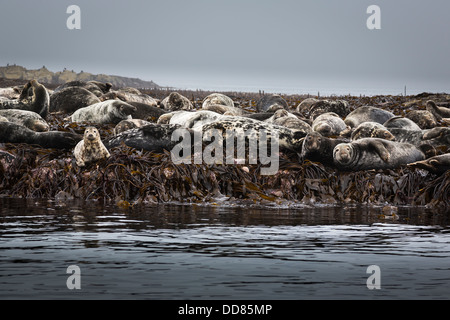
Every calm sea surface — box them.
[0,198,449,300]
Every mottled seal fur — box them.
[344,106,395,128]
[157,110,224,130]
[265,109,312,133]
[300,131,348,166]
[54,80,112,97]
[0,122,81,149]
[101,89,158,106]
[296,98,319,114]
[389,127,450,149]
[104,123,188,153]
[69,100,137,125]
[426,100,450,120]
[202,93,235,109]
[408,153,450,174]
[160,92,193,111]
[256,94,288,113]
[126,101,167,122]
[0,80,50,119]
[201,104,246,116]
[308,100,350,120]
[0,86,21,100]
[114,119,152,136]
[405,110,437,129]
[312,112,348,137]
[50,87,101,114]
[351,122,395,141]
[0,109,49,132]
[201,117,305,152]
[74,127,110,167]
[333,138,425,171]
[383,116,421,131]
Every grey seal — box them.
[256,94,288,113]
[69,100,137,125]
[426,100,450,120]
[0,109,49,132]
[311,112,348,137]
[408,153,450,174]
[50,86,101,114]
[350,122,395,141]
[333,138,425,171]
[114,119,152,136]
[308,99,350,120]
[344,106,395,128]
[74,127,110,167]
[383,116,422,131]
[202,93,235,109]
[160,92,193,111]
[264,109,312,133]
[157,110,224,130]
[405,110,437,129]
[300,131,348,167]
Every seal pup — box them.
[265,109,312,133]
[333,138,425,171]
[0,109,49,132]
[104,123,189,153]
[202,93,235,109]
[0,80,50,119]
[405,110,437,129]
[344,106,395,128]
[69,100,137,125]
[408,153,450,174]
[160,92,193,111]
[350,122,395,141]
[0,122,81,149]
[114,119,152,136]
[426,100,450,120]
[311,112,348,137]
[50,86,101,114]
[256,94,288,113]
[383,116,421,131]
[300,131,348,167]
[74,127,110,167]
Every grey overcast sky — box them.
[1,0,449,94]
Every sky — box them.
[0,0,450,95]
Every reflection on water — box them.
[0,198,449,299]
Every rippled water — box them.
[0,198,449,300]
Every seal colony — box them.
[0,78,449,208]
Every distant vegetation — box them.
[0,64,160,89]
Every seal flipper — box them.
[369,139,390,162]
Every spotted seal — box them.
[264,109,312,133]
[426,100,450,120]
[405,110,437,129]
[104,123,188,153]
[50,86,101,114]
[256,94,288,113]
[344,106,395,128]
[350,122,395,141]
[74,127,110,167]
[160,92,193,111]
[408,153,450,174]
[312,112,348,137]
[200,116,305,152]
[69,100,137,125]
[0,80,50,119]
[0,122,81,149]
[333,138,425,171]
[0,109,49,132]
[114,119,152,136]
[300,131,348,166]
[383,116,421,131]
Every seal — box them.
[389,127,450,149]
[0,80,50,119]
[0,109,49,132]
[296,98,319,114]
[0,86,21,100]
[408,153,450,174]
[101,88,159,106]
[160,92,193,111]
[256,94,288,113]
[311,112,348,137]
[0,115,8,122]
[200,116,305,152]
[350,122,395,141]
[344,106,395,128]
[202,93,235,109]
[69,100,137,125]
[333,138,425,171]
[265,109,312,133]
[125,101,167,122]
[300,131,348,166]
[0,122,82,149]
[405,110,437,129]
[157,110,224,130]
[426,100,450,120]
[104,123,188,153]
[114,119,152,136]
[50,86,101,114]
[383,116,421,131]
[201,103,246,116]
[53,80,112,97]
[308,100,350,120]
[74,127,111,167]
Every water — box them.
[0,198,449,300]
